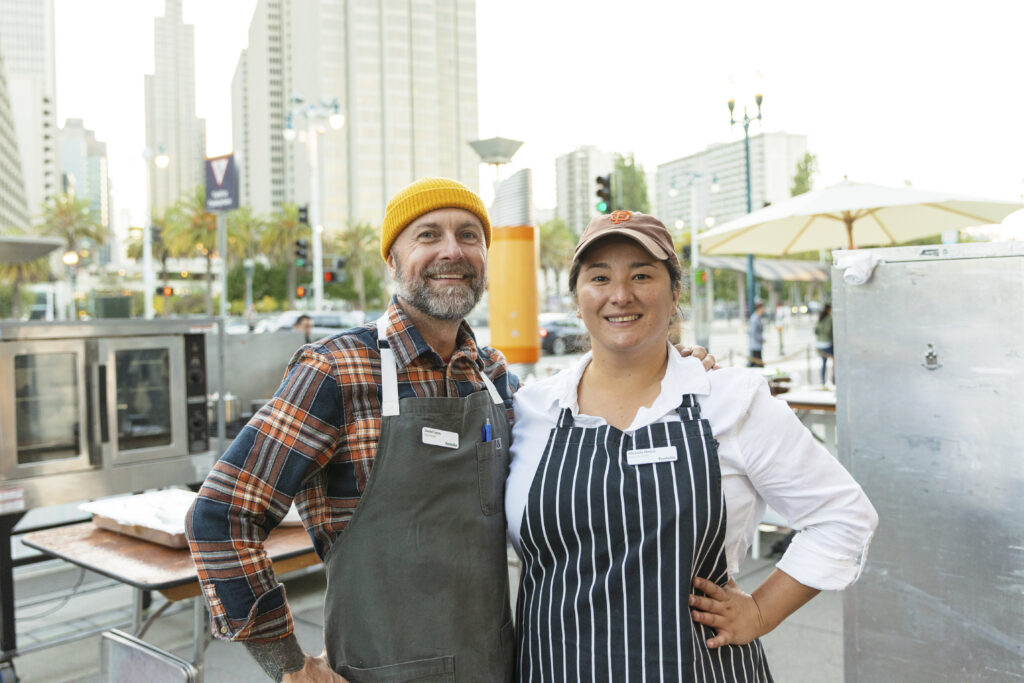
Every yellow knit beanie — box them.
[380,177,491,260]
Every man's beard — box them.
[392,256,485,322]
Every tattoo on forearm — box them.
[244,634,306,682]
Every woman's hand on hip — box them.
[282,651,348,683]
[689,576,768,648]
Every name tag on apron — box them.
[422,427,459,449]
[625,446,678,466]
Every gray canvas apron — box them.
[323,317,514,682]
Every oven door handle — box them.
[97,364,109,444]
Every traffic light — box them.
[595,175,612,214]
[323,271,336,284]
[298,204,309,225]
[156,285,174,297]
[295,285,306,299]
[294,239,309,267]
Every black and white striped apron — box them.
[516,394,772,682]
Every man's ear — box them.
[386,252,396,278]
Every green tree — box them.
[226,205,264,263]
[226,261,289,304]
[125,207,178,312]
[164,186,218,315]
[261,203,309,309]
[791,152,819,196]
[35,192,105,255]
[226,205,265,310]
[614,153,650,213]
[0,229,51,320]
[538,218,575,297]
[332,220,381,311]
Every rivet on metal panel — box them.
[922,344,942,370]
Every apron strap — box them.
[377,314,505,418]
[377,316,400,417]
[556,407,575,429]
[675,393,701,421]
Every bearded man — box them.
[187,178,516,682]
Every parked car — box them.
[256,310,363,338]
[538,313,589,355]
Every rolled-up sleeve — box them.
[736,382,878,590]
[186,346,342,642]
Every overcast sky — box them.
[54,0,1024,229]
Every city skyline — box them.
[48,0,1024,234]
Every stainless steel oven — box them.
[98,336,187,465]
[0,338,92,480]
[0,320,214,510]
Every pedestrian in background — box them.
[292,313,313,343]
[748,299,766,367]
[775,301,788,354]
[815,303,834,386]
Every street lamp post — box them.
[284,96,344,311]
[729,94,762,317]
[142,148,169,319]
[670,173,718,349]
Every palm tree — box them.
[165,186,217,315]
[226,205,264,262]
[538,218,576,298]
[261,203,308,309]
[226,205,265,312]
[125,207,177,310]
[333,220,380,312]
[0,229,51,320]
[35,192,105,255]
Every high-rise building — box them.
[233,0,480,225]
[231,1,289,215]
[230,50,253,207]
[490,168,533,227]
[0,0,58,220]
[655,132,808,230]
[144,0,206,214]
[0,48,29,232]
[59,119,113,264]
[555,146,615,234]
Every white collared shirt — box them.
[506,345,878,591]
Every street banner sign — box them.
[205,153,239,212]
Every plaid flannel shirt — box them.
[185,298,518,642]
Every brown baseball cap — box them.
[572,210,678,268]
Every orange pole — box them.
[487,225,539,364]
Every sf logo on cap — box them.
[610,210,632,224]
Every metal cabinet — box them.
[834,242,1024,682]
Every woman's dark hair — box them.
[818,303,832,322]
[568,239,683,297]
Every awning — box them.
[698,255,829,282]
[0,236,64,264]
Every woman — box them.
[506,212,876,682]
[815,303,834,386]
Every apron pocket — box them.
[476,441,506,516]
[340,654,455,682]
